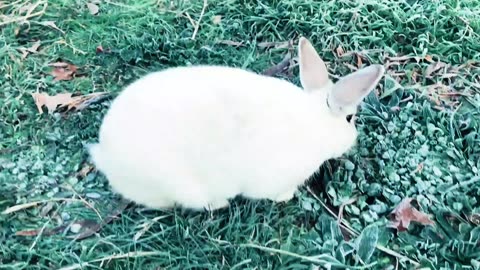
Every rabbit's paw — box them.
[205,199,230,211]
[273,189,296,203]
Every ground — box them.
[1,0,480,269]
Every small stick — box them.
[191,0,207,40]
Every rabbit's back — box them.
[92,66,335,209]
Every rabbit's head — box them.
[298,37,385,122]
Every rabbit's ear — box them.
[298,37,330,91]
[328,64,385,116]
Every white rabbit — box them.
[88,37,384,211]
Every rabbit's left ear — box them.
[298,37,330,91]
[328,64,385,116]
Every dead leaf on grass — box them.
[63,92,109,111]
[217,40,244,47]
[336,45,344,57]
[37,21,65,34]
[86,2,99,15]
[71,200,130,240]
[469,213,480,225]
[31,92,109,114]
[77,164,94,178]
[426,61,447,77]
[31,92,74,114]
[388,198,435,231]
[356,54,363,68]
[212,15,221,24]
[424,54,434,63]
[49,61,78,81]
[257,41,291,49]
[16,224,69,237]
[19,40,41,58]
[262,40,294,77]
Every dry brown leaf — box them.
[49,61,78,81]
[15,224,69,237]
[388,198,435,231]
[86,3,99,15]
[424,55,434,63]
[469,213,480,225]
[77,164,94,178]
[31,92,108,114]
[31,92,74,114]
[426,61,447,77]
[16,229,42,236]
[257,41,290,49]
[19,40,41,59]
[336,45,344,57]
[356,54,363,68]
[262,41,294,77]
[60,92,109,111]
[217,40,244,47]
[38,21,65,34]
[212,15,221,25]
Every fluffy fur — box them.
[88,37,384,211]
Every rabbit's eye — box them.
[346,114,354,123]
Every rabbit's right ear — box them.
[298,37,330,91]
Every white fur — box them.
[88,37,384,211]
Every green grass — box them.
[1,0,480,269]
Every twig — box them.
[191,0,207,40]
[29,220,50,251]
[0,1,48,27]
[306,186,359,236]
[183,12,196,28]
[3,197,92,214]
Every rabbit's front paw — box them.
[205,199,230,211]
[273,189,296,203]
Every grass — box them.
[1,0,479,269]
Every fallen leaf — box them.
[49,61,78,81]
[60,92,109,111]
[28,40,41,52]
[86,3,99,15]
[71,200,130,240]
[262,41,295,77]
[19,40,41,59]
[356,54,363,68]
[38,21,65,34]
[217,40,244,47]
[40,202,55,217]
[31,91,108,114]
[388,198,435,231]
[212,15,221,24]
[469,213,480,225]
[336,45,344,57]
[257,41,290,49]
[426,61,447,77]
[31,92,73,114]
[77,164,94,178]
[15,224,69,237]
[425,55,434,63]
[16,229,41,236]
[262,52,292,76]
